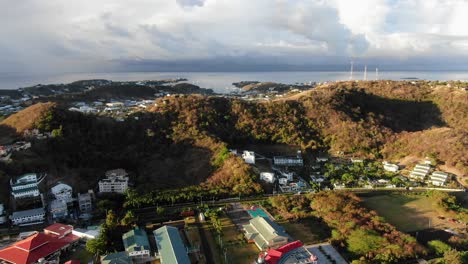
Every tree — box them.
[347,228,386,256]
[86,237,106,255]
[443,248,462,264]
[105,210,118,229]
[120,210,136,226]
[428,240,451,256]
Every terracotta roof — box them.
[0,225,79,264]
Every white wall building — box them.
[10,208,45,226]
[99,169,129,193]
[10,173,40,199]
[273,156,303,166]
[51,183,73,203]
[410,164,431,180]
[78,192,93,213]
[0,203,6,224]
[430,171,449,186]
[49,199,68,219]
[383,162,399,172]
[260,172,275,183]
[242,151,255,165]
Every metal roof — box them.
[154,226,190,264]
[122,227,150,253]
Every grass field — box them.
[362,193,452,232]
[281,217,331,244]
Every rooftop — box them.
[154,226,190,264]
[122,227,150,253]
[11,207,45,219]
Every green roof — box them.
[101,252,131,264]
[122,227,150,253]
[250,216,288,241]
[154,226,190,264]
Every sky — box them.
[1,0,468,73]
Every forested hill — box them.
[0,80,466,202]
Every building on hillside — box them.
[49,199,68,219]
[430,171,449,186]
[101,252,132,264]
[383,162,399,172]
[242,151,255,164]
[278,178,288,186]
[10,173,40,199]
[0,203,6,224]
[99,169,129,193]
[243,216,289,250]
[122,227,151,260]
[273,153,303,167]
[410,164,431,180]
[51,183,73,203]
[0,223,79,264]
[260,172,275,183]
[10,207,45,226]
[78,192,92,213]
[154,226,190,264]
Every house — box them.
[279,171,294,181]
[78,192,92,213]
[101,252,132,264]
[0,223,79,264]
[122,227,151,260]
[278,178,288,185]
[260,172,275,183]
[351,158,364,163]
[0,203,6,224]
[242,151,255,164]
[51,183,73,203]
[273,154,303,167]
[49,199,68,219]
[154,226,190,264]
[10,173,40,199]
[99,169,129,193]
[410,164,431,180]
[383,162,399,172]
[430,171,449,186]
[243,216,289,250]
[10,208,45,226]
[316,156,329,162]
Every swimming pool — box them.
[247,208,269,218]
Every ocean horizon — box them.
[1,70,468,93]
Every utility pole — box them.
[364,65,367,81]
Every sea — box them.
[1,71,468,94]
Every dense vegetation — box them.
[270,192,427,263]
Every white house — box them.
[383,162,399,172]
[10,208,45,226]
[410,164,431,180]
[242,151,255,164]
[98,169,129,193]
[430,171,449,186]
[260,172,275,183]
[51,183,73,203]
[78,192,93,213]
[49,199,68,219]
[273,155,303,166]
[10,173,40,199]
[72,226,101,240]
[278,178,288,185]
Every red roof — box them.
[263,241,304,264]
[0,225,79,264]
[44,223,73,238]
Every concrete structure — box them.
[0,223,79,264]
[243,216,289,250]
[122,227,151,260]
[99,169,129,193]
[101,252,131,264]
[154,226,190,264]
[78,192,92,213]
[273,155,303,166]
[260,172,275,183]
[51,183,73,203]
[72,226,101,240]
[430,171,449,186]
[10,173,40,199]
[410,164,431,180]
[49,199,68,219]
[10,208,45,226]
[383,162,399,172]
[242,151,255,165]
[278,178,288,185]
[0,203,6,224]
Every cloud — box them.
[0,0,467,73]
